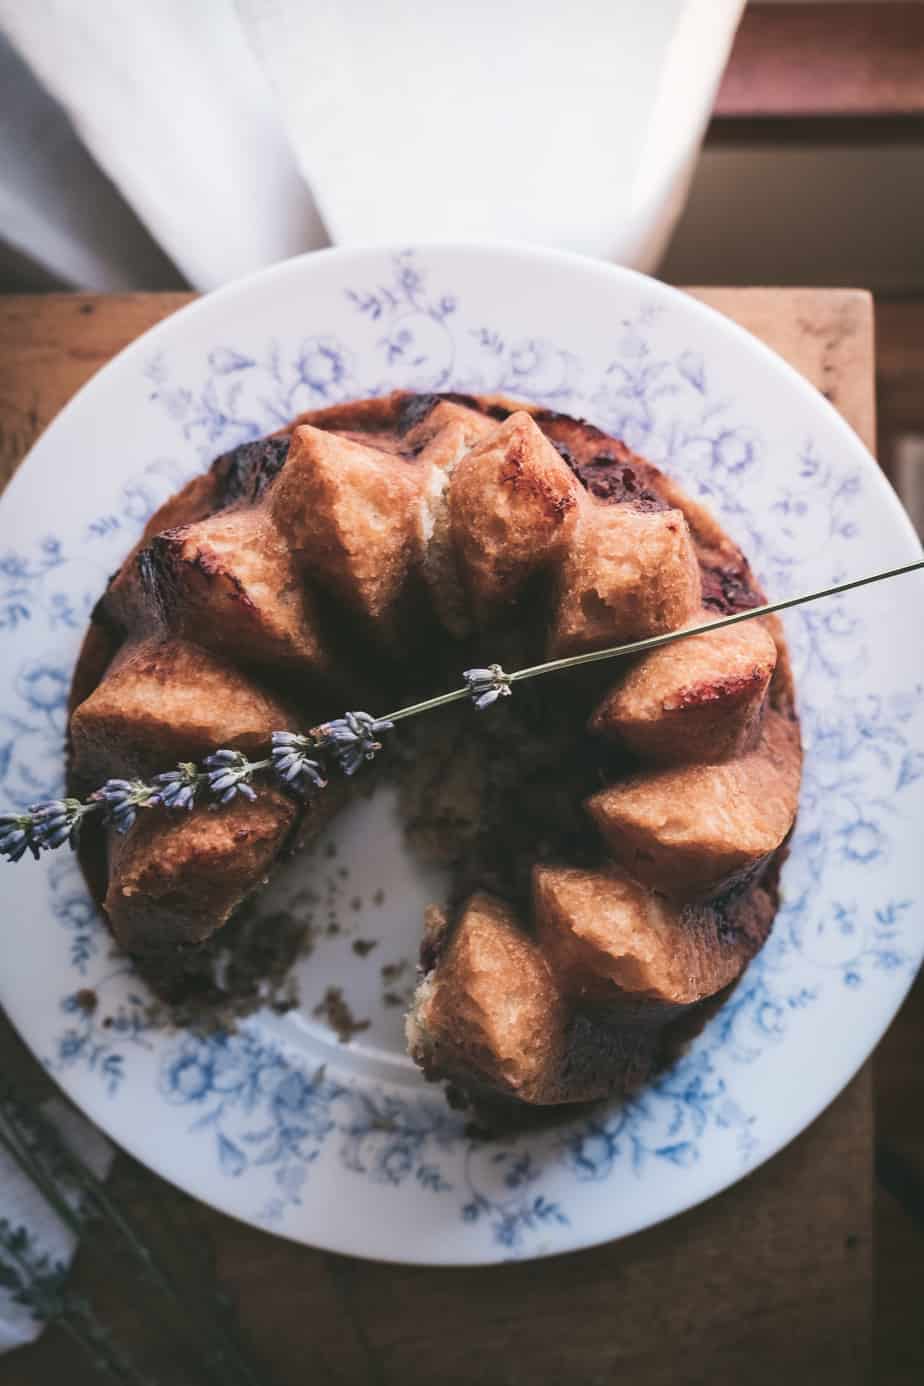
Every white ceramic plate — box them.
[1,245,921,1265]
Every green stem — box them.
[383,686,470,723]
[509,557,924,684]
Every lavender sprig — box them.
[31,800,90,850]
[312,712,394,776]
[270,732,327,792]
[2,555,923,862]
[0,813,40,863]
[463,664,512,710]
[91,780,157,835]
[203,751,266,805]
[151,762,200,811]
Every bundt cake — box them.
[69,390,801,1109]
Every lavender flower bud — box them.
[312,712,394,776]
[92,779,157,834]
[0,813,39,863]
[203,750,260,805]
[463,664,512,711]
[151,762,200,811]
[29,798,89,850]
[270,732,328,794]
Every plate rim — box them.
[5,243,919,559]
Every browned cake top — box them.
[69,391,801,1109]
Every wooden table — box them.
[0,289,918,1386]
[714,3,924,138]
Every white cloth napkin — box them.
[0,0,326,289]
[0,32,181,291]
[0,0,743,290]
[238,0,742,270]
[0,1098,114,1353]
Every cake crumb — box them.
[372,888,386,906]
[313,987,370,1043]
[381,960,408,982]
[350,896,362,912]
[74,988,98,1014]
[383,991,407,1008]
[352,938,378,957]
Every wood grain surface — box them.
[0,288,909,1386]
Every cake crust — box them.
[70,390,801,1108]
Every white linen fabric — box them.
[0,0,743,289]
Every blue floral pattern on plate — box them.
[1,248,920,1262]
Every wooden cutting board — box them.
[0,289,875,1386]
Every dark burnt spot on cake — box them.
[442,390,509,421]
[396,393,442,434]
[211,434,291,507]
[135,544,163,606]
[398,391,511,435]
[134,538,174,617]
[456,395,511,422]
[532,407,620,458]
[701,560,763,614]
[571,457,669,511]
[533,411,670,511]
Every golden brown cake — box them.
[69,391,801,1108]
